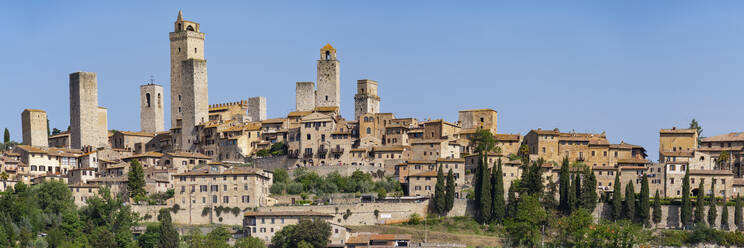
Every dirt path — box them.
[349,225,503,247]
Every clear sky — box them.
[2,1,743,161]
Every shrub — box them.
[202,207,211,217]
[408,213,421,225]
[343,209,352,220]
[171,204,180,213]
[287,182,303,195]
[270,183,286,195]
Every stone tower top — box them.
[174,10,200,33]
[320,43,337,61]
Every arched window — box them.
[178,23,182,30]
[366,127,371,134]
[325,51,330,60]
[158,93,162,108]
[146,93,151,107]
[187,25,195,31]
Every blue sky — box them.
[2,1,743,161]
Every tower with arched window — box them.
[140,83,164,133]
[169,10,206,130]
[316,44,340,109]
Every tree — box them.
[694,180,706,225]
[721,194,729,230]
[478,164,491,223]
[127,159,146,199]
[52,128,61,135]
[574,172,582,210]
[681,168,692,227]
[612,171,623,221]
[445,169,455,213]
[559,157,571,215]
[553,208,593,247]
[718,151,730,170]
[581,167,598,212]
[206,226,231,248]
[708,178,718,227]
[3,128,9,144]
[503,194,547,247]
[46,120,50,136]
[507,181,518,218]
[690,118,703,144]
[433,165,446,215]
[568,173,577,214]
[491,159,505,223]
[235,237,266,248]
[638,174,650,226]
[521,159,545,195]
[623,180,635,221]
[653,190,662,227]
[269,141,288,156]
[138,223,160,248]
[158,208,179,248]
[736,194,743,230]
[271,218,331,248]
[471,129,496,223]
[274,168,289,184]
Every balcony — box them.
[318,147,328,154]
[303,152,314,158]
[330,148,345,154]
[288,150,299,159]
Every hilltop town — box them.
[3,11,744,248]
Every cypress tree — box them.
[433,165,446,215]
[721,194,729,230]
[158,208,179,248]
[558,157,571,214]
[653,190,662,227]
[507,181,518,218]
[681,168,692,227]
[574,171,582,210]
[491,159,505,223]
[567,173,577,214]
[708,178,717,227]
[445,169,455,213]
[694,180,706,225]
[478,165,491,223]
[638,174,650,226]
[612,171,623,220]
[3,128,8,144]
[127,159,146,199]
[474,155,483,215]
[736,194,743,230]
[581,167,598,212]
[623,180,635,221]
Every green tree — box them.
[553,208,593,247]
[504,194,547,247]
[271,218,331,248]
[521,159,545,195]
[127,159,146,199]
[681,168,693,227]
[638,174,650,226]
[297,241,313,248]
[138,223,160,248]
[694,180,706,225]
[491,159,505,223]
[558,157,571,215]
[234,236,266,248]
[721,194,729,230]
[736,194,743,230]
[471,129,496,224]
[623,181,635,221]
[507,181,518,218]
[274,168,289,184]
[573,172,582,210]
[445,169,455,213]
[433,165,446,215]
[158,208,179,248]
[653,190,662,227]
[612,171,623,221]
[3,128,9,144]
[690,118,703,143]
[581,167,598,212]
[477,164,491,223]
[708,178,718,227]
[206,226,231,248]
[567,173,577,214]
[270,141,288,156]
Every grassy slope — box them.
[348,217,503,248]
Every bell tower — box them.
[316,44,340,109]
[170,10,205,129]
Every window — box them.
[307,134,311,140]
[542,147,546,153]
[212,195,217,203]
[366,127,371,134]
[223,196,229,203]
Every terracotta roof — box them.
[174,167,268,178]
[122,152,164,160]
[592,166,616,170]
[619,166,646,170]
[314,106,339,112]
[436,158,465,162]
[411,139,444,144]
[409,171,437,177]
[407,160,436,164]
[610,142,644,149]
[494,134,521,142]
[301,112,333,122]
[166,152,209,159]
[660,151,694,157]
[118,131,157,137]
[24,109,46,113]
[660,128,697,134]
[690,170,734,176]
[373,146,407,152]
[321,43,336,52]
[617,158,650,164]
[49,132,70,138]
[697,147,744,152]
[350,148,367,152]
[458,108,496,113]
[702,132,744,142]
[531,128,560,135]
[244,211,332,217]
[261,118,285,124]
[458,128,478,135]
[287,111,312,117]
[734,178,744,186]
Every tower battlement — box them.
[209,100,248,110]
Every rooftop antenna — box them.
[148,75,156,85]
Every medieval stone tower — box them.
[354,79,380,120]
[170,10,205,130]
[21,109,48,147]
[69,72,106,149]
[179,59,208,151]
[248,96,267,122]
[295,82,315,111]
[316,44,340,109]
[140,83,164,133]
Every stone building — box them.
[316,44,340,109]
[295,82,315,112]
[173,165,273,224]
[659,127,698,162]
[458,109,497,135]
[13,145,81,177]
[110,131,157,152]
[21,109,48,147]
[698,132,744,175]
[174,58,209,152]
[354,79,380,120]
[248,96,267,122]
[242,211,345,245]
[69,72,106,149]
[48,132,71,149]
[140,83,165,133]
[170,11,205,130]
[69,184,99,206]
[209,101,248,122]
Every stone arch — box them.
[187,25,195,31]
[146,93,151,107]
[325,51,330,60]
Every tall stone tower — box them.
[295,82,315,111]
[21,109,48,147]
[170,10,205,129]
[69,72,105,149]
[140,83,165,132]
[178,58,208,151]
[354,79,380,120]
[248,96,267,122]
[98,107,108,148]
[316,44,340,109]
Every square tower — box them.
[458,109,498,134]
[98,107,108,148]
[316,44,340,109]
[69,72,102,149]
[178,58,208,151]
[170,11,205,129]
[21,109,48,147]
[296,82,316,111]
[140,84,165,132]
[354,79,380,120]
[248,96,267,122]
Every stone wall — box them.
[590,203,741,230]
[250,155,296,171]
[316,50,340,108]
[295,82,315,112]
[179,58,208,151]
[248,96,266,122]
[21,109,48,147]
[291,164,386,178]
[140,84,165,133]
[69,72,100,149]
